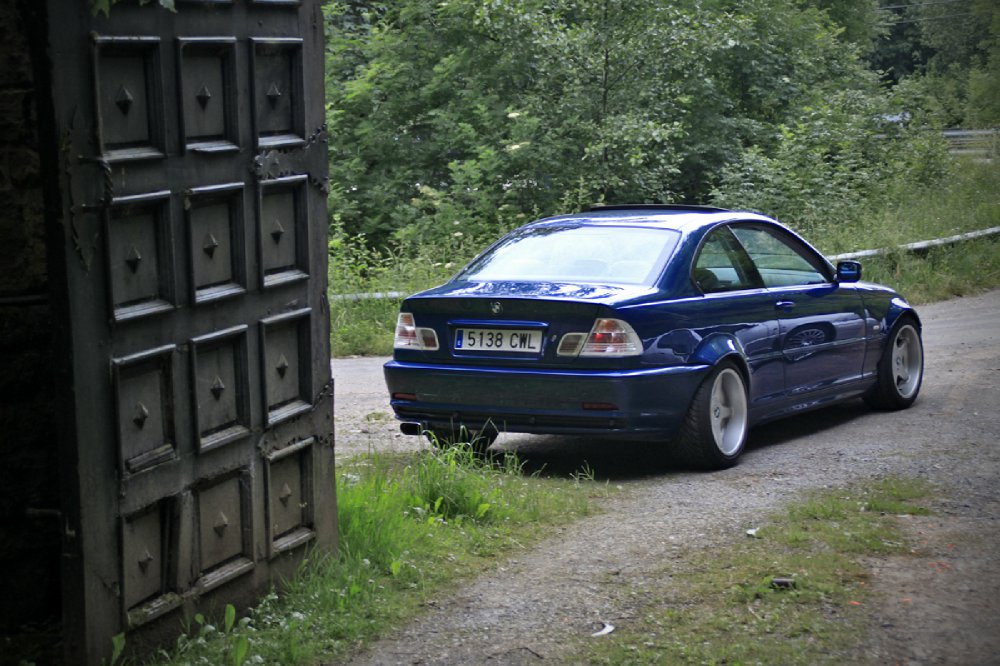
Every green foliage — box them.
[90,0,175,16]
[147,450,600,665]
[109,633,126,666]
[875,0,1000,127]
[710,89,952,236]
[815,159,1000,304]
[327,219,469,355]
[325,0,877,249]
[323,1,998,358]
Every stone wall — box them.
[0,0,61,642]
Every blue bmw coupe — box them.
[384,205,924,469]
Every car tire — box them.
[863,317,923,410]
[424,423,499,454]
[673,360,749,470]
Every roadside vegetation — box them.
[580,476,933,665]
[142,458,934,664]
[229,1,995,662]
[330,159,1000,357]
[324,0,999,357]
[144,447,606,665]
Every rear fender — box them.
[689,334,749,381]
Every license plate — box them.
[454,328,543,353]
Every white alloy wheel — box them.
[891,324,923,400]
[709,367,749,456]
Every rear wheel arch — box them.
[689,333,749,367]
[688,335,752,394]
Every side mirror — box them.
[836,260,862,283]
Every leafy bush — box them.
[710,88,951,237]
[327,220,475,356]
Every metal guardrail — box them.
[943,128,998,159]
[331,227,1000,300]
[329,290,404,302]
[829,226,1000,261]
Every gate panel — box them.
[113,345,178,474]
[43,1,335,662]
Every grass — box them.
[812,157,1000,304]
[327,224,469,357]
[329,159,1000,357]
[579,476,933,665]
[145,447,607,665]
[854,236,1000,304]
[815,158,1000,256]
[138,460,933,665]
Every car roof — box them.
[525,204,776,234]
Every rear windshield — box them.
[457,225,680,286]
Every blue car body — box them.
[384,205,920,445]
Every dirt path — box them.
[331,290,1000,665]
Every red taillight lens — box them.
[580,318,641,357]
[393,313,439,351]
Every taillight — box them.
[393,312,439,351]
[579,318,641,357]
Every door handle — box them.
[775,300,795,312]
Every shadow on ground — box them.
[493,400,873,481]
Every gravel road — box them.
[331,290,1000,665]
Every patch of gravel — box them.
[332,290,1000,665]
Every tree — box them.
[868,0,1000,127]
[325,0,911,249]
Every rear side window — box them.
[692,227,762,293]
[458,225,680,286]
[731,225,830,287]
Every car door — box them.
[682,226,784,412]
[730,224,867,398]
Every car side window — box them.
[731,225,830,287]
[692,227,762,293]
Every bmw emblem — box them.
[490,301,503,315]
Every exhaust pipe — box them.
[399,422,423,436]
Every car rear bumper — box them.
[383,359,710,438]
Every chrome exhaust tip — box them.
[399,422,423,436]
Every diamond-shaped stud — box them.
[213,511,229,537]
[133,402,150,429]
[125,245,142,273]
[137,548,154,573]
[196,84,212,110]
[266,82,282,106]
[210,376,225,400]
[271,220,285,244]
[203,233,220,258]
[276,355,289,378]
[279,482,292,506]
[115,85,134,115]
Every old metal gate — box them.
[43,1,335,662]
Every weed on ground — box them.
[579,477,933,665]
